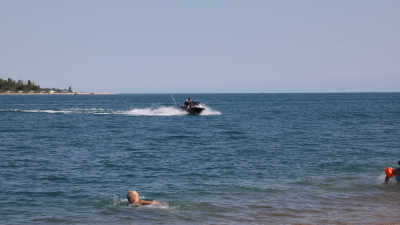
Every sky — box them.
[1,0,399,93]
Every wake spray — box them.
[170,93,178,108]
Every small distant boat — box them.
[181,101,205,114]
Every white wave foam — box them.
[96,194,122,207]
[0,108,113,114]
[121,106,187,116]
[200,105,222,116]
[23,109,72,114]
[377,172,387,184]
[1,106,222,116]
[121,105,221,116]
[141,203,175,210]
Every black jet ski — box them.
[181,101,205,114]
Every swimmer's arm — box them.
[138,200,160,205]
[384,176,390,184]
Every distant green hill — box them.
[0,78,72,93]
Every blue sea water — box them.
[1,93,400,224]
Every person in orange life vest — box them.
[384,161,400,184]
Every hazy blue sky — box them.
[1,1,399,93]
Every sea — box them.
[1,93,400,224]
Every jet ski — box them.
[181,101,205,114]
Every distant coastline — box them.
[1,78,114,95]
[0,92,115,95]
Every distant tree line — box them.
[0,78,72,93]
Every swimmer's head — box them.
[127,190,139,204]
[385,167,396,178]
[398,161,400,166]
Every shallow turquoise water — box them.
[1,93,400,224]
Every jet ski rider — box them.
[184,97,192,109]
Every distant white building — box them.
[18,90,23,94]
[29,91,34,93]
[49,90,54,94]
[6,91,11,94]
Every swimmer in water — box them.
[384,161,400,184]
[127,190,160,206]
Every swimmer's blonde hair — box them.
[127,190,139,203]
